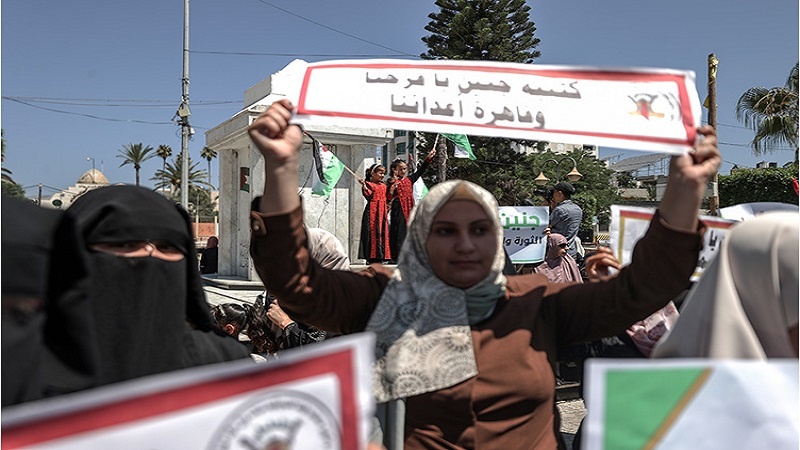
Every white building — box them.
[205,62,392,280]
[41,169,110,209]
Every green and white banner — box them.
[583,359,798,450]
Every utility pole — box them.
[195,190,200,236]
[38,183,42,206]
[707,53,719,215]
[177,0,191,209]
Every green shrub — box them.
[718,167,798,207]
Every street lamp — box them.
[533,156,583,186]
[86,157,96,183]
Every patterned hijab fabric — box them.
[365,180,507,403]
[652,212,799,359]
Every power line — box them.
[4,97,210,130]
[250,0,418,58]
[21,184,65,192]
[717,122,749,130]
[718,140,795,151]
[3,96,238,108]
[192,50,410,58]
[4,97,177,126]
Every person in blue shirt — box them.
[547,181,583,262]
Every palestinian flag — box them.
[442,133,475,160]
[408,151,428,202]
[309,135,345,197]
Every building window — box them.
[396,142,406,155]
[396,130,407,137]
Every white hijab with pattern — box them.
[365,180,507,403]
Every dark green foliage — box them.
[719,167,798,207]
[419,0,544,201]
[417,0,618,232]
[538,149,620,231]
[151,153,211,196]
[117,143,156,186]
[414,138,620,232]
[1,179,27,199]
[616,173,637,188]
[735,63,798,157]
[1,129,27,199]
[182,185,217,223]
[421,0,541,63]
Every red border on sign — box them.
[3,350,359,449]
[297,61,697,147]
[619,209,655,221]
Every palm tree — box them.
[1,129,15,184]
[735,63,798,158]
[151,153,211,197]
[117,143,155,186]
[155,145,173,193]
[200,146,218,188]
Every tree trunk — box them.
[437,134,447,182]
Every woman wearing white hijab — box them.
[652,212,799,359]
[247,99,721,449]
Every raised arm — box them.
[550,126,721,343]
[248,99,304,216]
[408,148,437,183]
[657,125,720,231]
[247,100,390,334]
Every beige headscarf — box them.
[306,227,351,270]
[652,212,799,359]
[533,233,583,284]
[365,180,507,403]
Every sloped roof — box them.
[610,153,670,173]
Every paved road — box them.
[558,398,586,449]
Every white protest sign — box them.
[2,333,375,450]
[609,205,736,281]
[719,201,798,222]
[499,206,549,263]
[582,359,799,450]
[286,59,701,154]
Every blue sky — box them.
[3,0,798,198]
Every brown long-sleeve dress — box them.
[250,205,702,449]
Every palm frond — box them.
[735,63,800,155]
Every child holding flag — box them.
[387,148,436,262]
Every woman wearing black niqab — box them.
[64,185,250,387]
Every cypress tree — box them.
[418,0,543,200]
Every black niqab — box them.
[2,197,98,404]
[65,186,249,386]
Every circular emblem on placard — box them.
[208,390,340,450]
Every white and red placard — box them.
[283,59,701,154]
[2,333,375,450]
[609,205,737,281]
